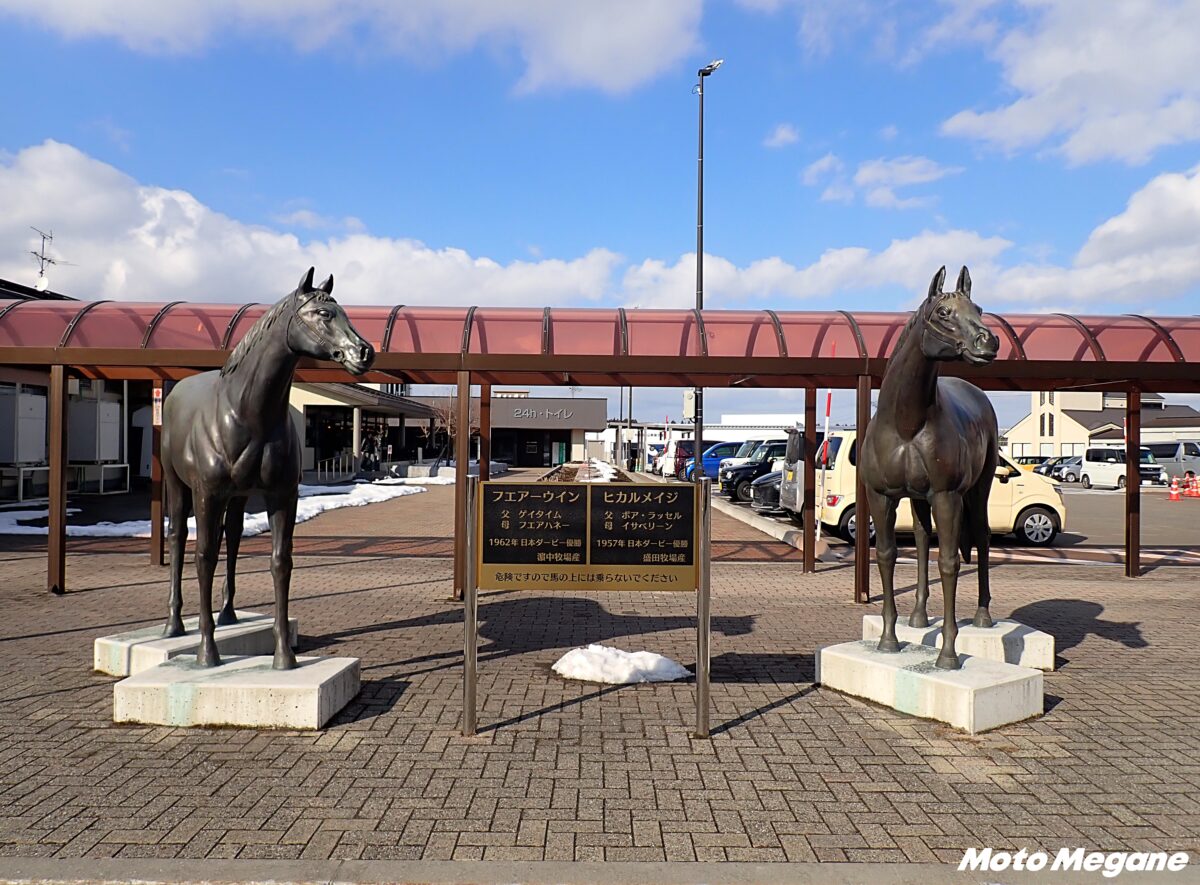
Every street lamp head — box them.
[699,58,724,76]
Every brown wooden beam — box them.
[150,380,165,566]
[1125,388,1141,578]
[479,383,491,482]
[854,374,872,604]
[803,386,817,574]
[47,365,67,595]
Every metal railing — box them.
[314,452,360,484]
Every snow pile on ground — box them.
[0,479,427,538]
[577,459,619,482]
[378,475,457,486]
[551,644,691,684]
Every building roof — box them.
[1066,404,1200,434]
[294,382,434,418]
[0,277,75,301]
[2,299,1199,392]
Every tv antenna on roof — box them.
[29,226,75,292]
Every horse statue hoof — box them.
[908,612,930,628]
[216,608,239,627]
[162,621,185,639]
[273,650,299,671]
[972,608,994,629]
[198,647,221,668]
[876,637,901,653]
[935,652,960,670]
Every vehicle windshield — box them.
[734,441,759,458]
[1140,450,1158,464]
[747,443,773,462]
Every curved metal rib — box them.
[692,309,709,357]
[542,307,552,355]
[836,310,867,358]
[140,301,184,349]
[1125,314,1185,363]
[984,312,1026,361]
[763,310,788,358]
[460,305,479,357]
[0,299,31,323]
[617,308,629,356]
[221,303,259,350]
[58,300,111,348]
[1053,313,1105,361]
[381,303,405,353]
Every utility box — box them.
[68,399,122,462]
[0,387,47,463]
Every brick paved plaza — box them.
[0,482,1198,871]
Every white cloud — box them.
[0,141,622,305]
[941,0,1200,164]
[879,124,899,141]
[0,0,701,94]
[621,230,1012,308]
[853,155,963,208]
[763,123,800,148]
[994,163,1200,306]
[5,141,1200,319]
[803,153,960,208]
[801,152,843,185]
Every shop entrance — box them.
[491,428,572,468]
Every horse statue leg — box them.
[162,468,191,638]
[965,482,993,628]
[191,494,225,667]
[863,488,901,652]
[909,499,934,628]
[217,498,246,626]
[930,490,965,669]
[266,491,299,670]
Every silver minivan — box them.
[1145,441,1200,480]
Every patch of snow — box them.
[551,644,691,684]
[578,458,619,482]
[0,478,427,538]
[377,475,457,486]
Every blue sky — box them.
[1,0,1198,427]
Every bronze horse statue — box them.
[161,268,374,669]
[858,266,1000,669]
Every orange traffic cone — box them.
[1169,476,1181,501]
[1187,476,1200,498]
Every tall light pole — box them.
[694,58,722,484]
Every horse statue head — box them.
[287,267,375,375]
[917,265,999,366]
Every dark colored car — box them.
[751,471,783,513]
[1033,456,1068,477]
[671,439,695,480]
[720,440,788,502]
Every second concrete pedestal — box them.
[94,611,299,677]
[861,615,1055,670]
[817,640,1043,734]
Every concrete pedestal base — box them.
[861,615,1055,671]
[816,640,1042,734]
[94,611,299,677]
[113,655,360,729]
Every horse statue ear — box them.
[298,267,315,293]
[927,265,947,301]
[956,265,972,299]
[318,274,334,295]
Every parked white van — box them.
[817,430,1067,546]
[1080,446,1165,489]
[1145,441,1200,480]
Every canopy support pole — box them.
[803,386,817,574]
[1125,388,1141,578]
[854,374,871,604]
[150,380,165,566]
[47,365,68,595]
[453,370,471,601]
[479,383,491,482]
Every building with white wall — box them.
[1003,390,1200,457]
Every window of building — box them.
[1049,391,1055,405]
[1040,443,1054,456]
[1049,414,1054,435]
[1040,392,1046,406]
[1040,414,1045,436]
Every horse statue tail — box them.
[959,521,973,565]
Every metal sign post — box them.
[462,476,479,737]
[695,477,712,739]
